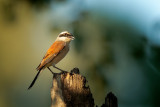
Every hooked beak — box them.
[69,35,75,40]
[71,36,75,40]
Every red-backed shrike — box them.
[28,31,74,89]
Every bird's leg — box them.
[47,67,54,74]
[53,66,68,73]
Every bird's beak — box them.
[71,36,75,40]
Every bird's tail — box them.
[28,70,41,90]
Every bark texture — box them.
[101,92,118,107]
[51,68,118,107]
[51,68,94,107]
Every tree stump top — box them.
[51,68,94,107]
[51,68,118,107]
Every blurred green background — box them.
[0,0,160,107]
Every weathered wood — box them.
[50,67,118,107]
[51,68,94,107]
[101,92,118,107]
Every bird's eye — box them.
[59,34,65,37]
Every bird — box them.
[28,31,75,89]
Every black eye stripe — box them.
[59,34,66,37]
[59,33,72,37]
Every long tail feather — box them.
[28,70,41,90]
[36,63,41,71]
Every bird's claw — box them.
[60,70,68,74]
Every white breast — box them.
[51,45,69,66]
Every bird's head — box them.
[56,31,75,42]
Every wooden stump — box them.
[51,68,94,107]
[101,92,118,107]
[50,68,118,107]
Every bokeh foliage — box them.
[0,0,160,107]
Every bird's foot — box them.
[53,66,68,74]
[60,70,68,74]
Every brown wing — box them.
[36,41,66,71]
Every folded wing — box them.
[36,41,66,71]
